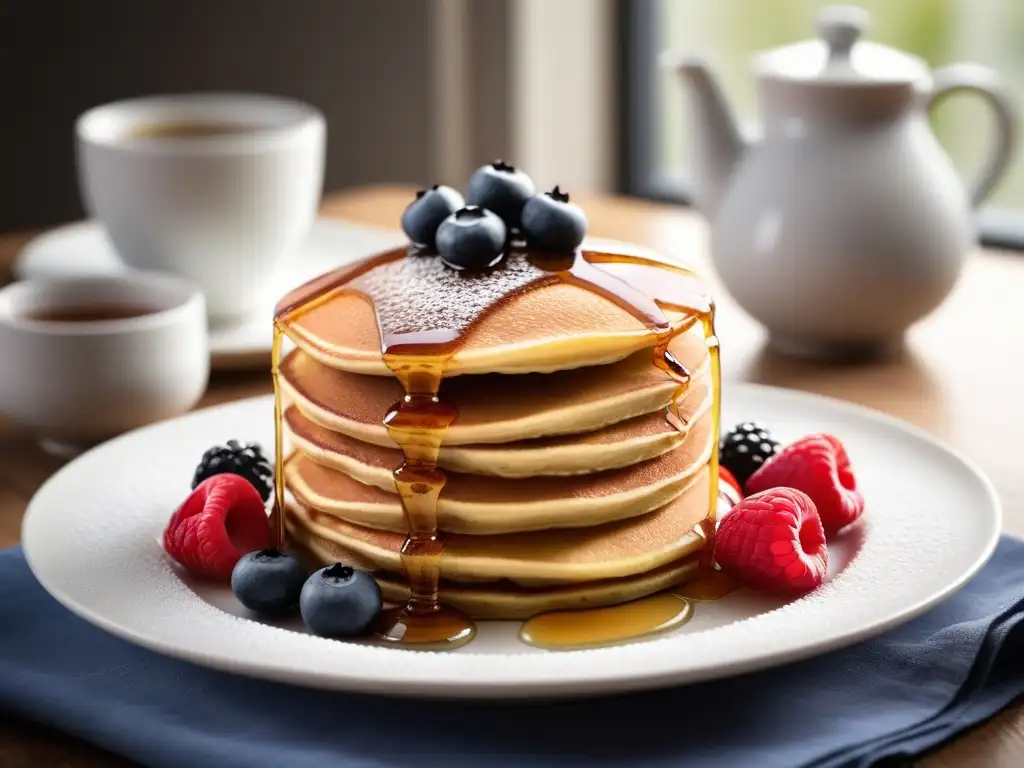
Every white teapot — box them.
[668,5,1017,358]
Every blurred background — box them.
[2,0,1022,246]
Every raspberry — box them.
[718,466,744,510]
[746,434,864,536]
[163,474,272,580]
[719,466,743,497]
[715,487,828,594]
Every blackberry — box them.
[719,422,780,487]
[192,440,273,501]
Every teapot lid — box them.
[755,5,927,86]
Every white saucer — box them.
[21,384,1000,699]
[14,219,406,371]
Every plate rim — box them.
[13,216,401,279]
[21,384,1003,699]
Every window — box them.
[622,0,1024,248]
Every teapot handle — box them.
[925,64,1017,209]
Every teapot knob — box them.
[815,5,869,59]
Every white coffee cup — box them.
[76,93,325,324]
[0,273,209,453]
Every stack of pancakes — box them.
[279,247,717,620]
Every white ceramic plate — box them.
[14,219,406,371]
[22,385,1000,699]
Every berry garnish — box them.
[231,548,307,616]
[520,186,588,253]
[300,564,383,638]
[436,206,507,271]
[719,422,780,487]
[466,160,535,230]
[400,184,465,248]
[192,440,273,502]
[746,434,864,536]
[715,487,828,595]
[718,466,744,509]
[164,474,272,580]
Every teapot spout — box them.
[663,54,745,219]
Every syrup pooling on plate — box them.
[676,567,739,601]
[518,568,737,651]
[520,593,694,650]
[273,242,718,650]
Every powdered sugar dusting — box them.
[351,252,553,341]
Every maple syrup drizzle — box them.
[372,345,475,649]
[699,315,722,568]
[272,244,721,651]
[270,326,286,548]
[526,251,670,331]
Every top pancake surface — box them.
[277,239,710,376]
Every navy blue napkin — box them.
[3,538,1024,768]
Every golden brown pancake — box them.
[278,240,709,377]
[275,235,720,623]
[287,527,701,620]
[285,409,714,534]
[285,468,710,586]
[279,323,708,447]
[284,364,711,478]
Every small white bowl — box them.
[0,272,209,452]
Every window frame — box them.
[618,0,1024,251]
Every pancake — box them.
[284,362,711,478]
[285,468,710,586]
[278,239,709,376]
[285,408,714,534]
[279,323,708,447]
[287,528,701,620]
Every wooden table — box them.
[2,186,1023,766]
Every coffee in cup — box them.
[123,120,257,141]
[75,93,326,324]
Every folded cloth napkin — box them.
[3,539,1024,768]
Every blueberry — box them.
[299,564,382,638]
[521,186,588,253]
[400,185,465,248]
[436,206,507,271]
[466,160,535,230]
[231,549,307,616]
